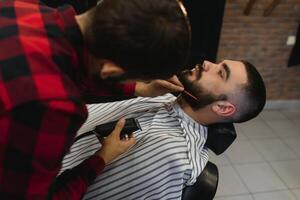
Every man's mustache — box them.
[177,64,203,83]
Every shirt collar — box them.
[169,101,209,185]
[172,102,201,126]
[169,101,208,150]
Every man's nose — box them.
[202,61,209,71]
[203,60,215,72]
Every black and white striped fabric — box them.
[61,94,209,200]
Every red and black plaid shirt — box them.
[0,0,135,199]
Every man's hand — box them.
[134,76,184,97]
[95,119,136,164]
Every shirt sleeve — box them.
[0,100,88,199]
[49,155,105,200]
[80,81,137,104]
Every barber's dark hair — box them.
[86,0,191,80]
[234,60,266,123]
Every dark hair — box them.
[235,60,266,123]
[86,0,191,80]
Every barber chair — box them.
[182,123,237,200]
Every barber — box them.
[0,0,190,199]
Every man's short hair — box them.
[233,60,266,123]
[86,0,191,80]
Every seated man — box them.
[60,59,266,200]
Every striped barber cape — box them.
[60,94,209,200]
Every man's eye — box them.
[219,70,224,78]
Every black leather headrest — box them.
[205,123,237,155]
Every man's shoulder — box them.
[135,93,176,104]
[0,65,82,112]
[0,1,83,111]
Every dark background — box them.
[43,0,227,69]
[183,0,226,68]
[288,22,300,67]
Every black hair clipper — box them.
[93,118,141,138]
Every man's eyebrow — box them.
[222,62,231,81]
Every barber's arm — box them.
[0,99,134,200]
[82,77,183,103]
[49,119,135,200]
[0,100,87,199]
[135,76,184,97]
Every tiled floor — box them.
[212,109,300,200]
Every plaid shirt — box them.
[0,0,135,199]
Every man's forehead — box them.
[222,59,240,65]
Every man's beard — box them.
[178,68,226,109]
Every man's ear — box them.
[212,101,236,117]
[100,62,125,79]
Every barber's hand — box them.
[135,76,184,97]
[95,119,136,164]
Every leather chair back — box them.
[181,123,237,200]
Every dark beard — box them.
[178,68,226,109]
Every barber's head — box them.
[85,0,191,81]
[178,60,266,123]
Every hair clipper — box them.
[93,118,141,138]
